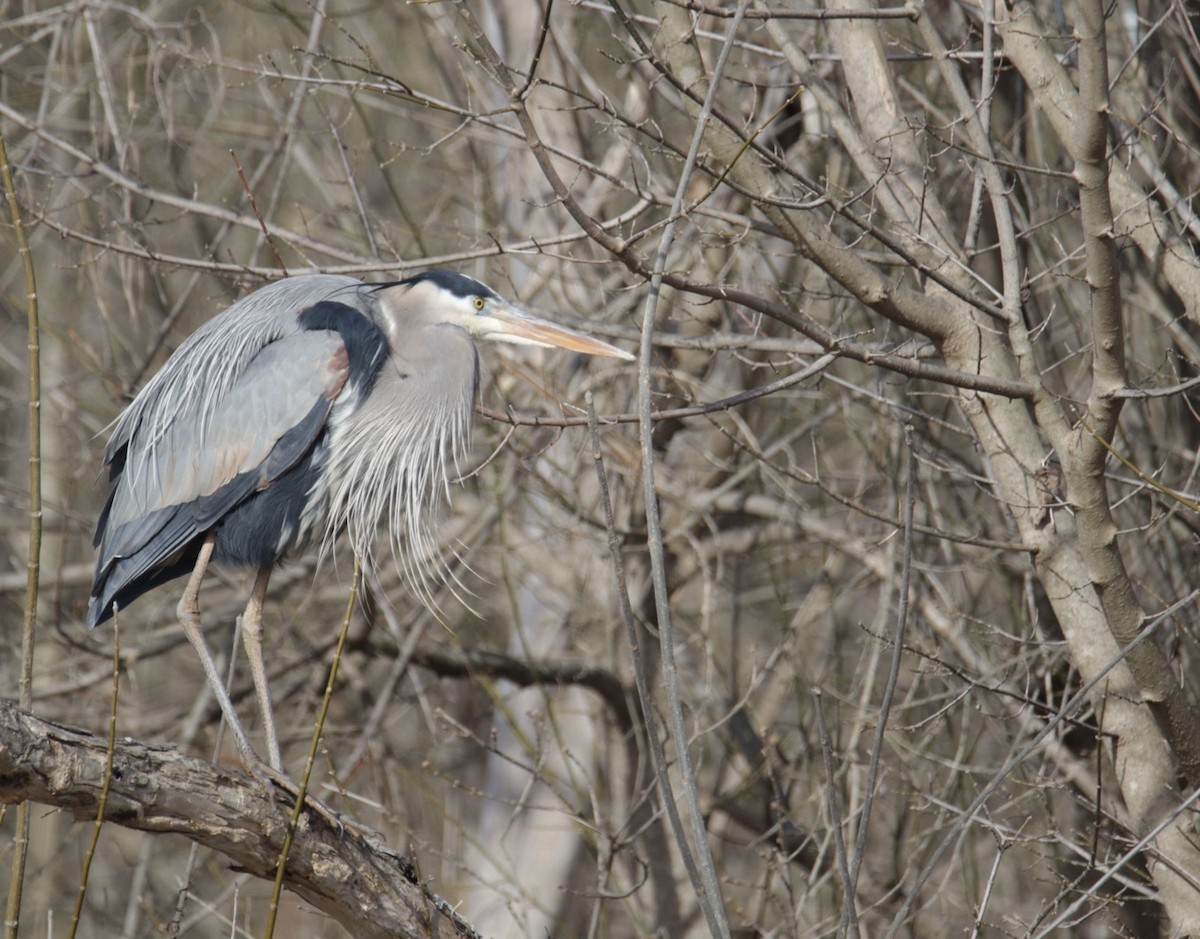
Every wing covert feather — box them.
[88,277,388,630]
[103,275,362,465]
[97,331,348,563]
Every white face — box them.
[384,278,633,360]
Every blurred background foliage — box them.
[3,0,1200,936]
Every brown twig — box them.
[1,119,40,939]
[658,0,917,17]
[67,624,120,939]
[267,560,361,938]
[411,643,637,733]
[231,149,289,276]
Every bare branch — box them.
[1,117,40,939]
[0,699,479,939]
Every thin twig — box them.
[321,105,379,260]
[28,192,651,279]
[969,839,1007,939]
[813,688,855,939]
[628,6,751,937]
[658,0,916,18]
[845,424,917,932]
[477,353,835,427]
[1113,373,1200,399]
[517,0,555,99]
[586,391,685,933]
[265,559,361,938]
[67,623,120,939]
[231,149,289,275]
[1080,417,1200,512]
[1,120,40,939]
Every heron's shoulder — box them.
[209,274,368,327]
[165,275,375,365]
[107,275,370,460]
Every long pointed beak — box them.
[482,304,634,361]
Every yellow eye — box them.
[473,296,486,311]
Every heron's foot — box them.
[248,760,378,841]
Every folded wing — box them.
[88,290,383,629]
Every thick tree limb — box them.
[0,698,479,939]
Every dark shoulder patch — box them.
[297,300,389,395]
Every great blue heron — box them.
[88,270,631,770]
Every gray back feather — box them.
[106,275,362,465]
[101,276,362,539]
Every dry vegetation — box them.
[3,0,1200,936]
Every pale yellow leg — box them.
[239,564,282,771]
[176,532,257,764]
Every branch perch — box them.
[0,699,479,939]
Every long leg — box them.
[240,564,282,770]
[176,532,257,764]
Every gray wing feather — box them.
[97,331,347,562]
[104,275,362,465]
[94,275,364,578]
[91,392,336,620]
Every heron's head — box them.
[379,269,633,360]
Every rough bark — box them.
[0,698,479,939]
